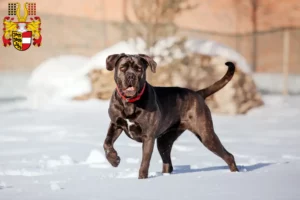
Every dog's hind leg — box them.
[191,105,239,172]
[157,129,185,173]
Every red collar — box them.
[116,83,146,103]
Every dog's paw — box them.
[138,170,148,179]
[106,151,121,167]
[162,163,173,174]
[138,174,148,179]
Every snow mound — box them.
[82,38,146,73]
[84,37,251,73]
[26,55,91,108]
[50,181,63,191]
[25,37,251,107]
[185,39,251,73]
[85,149,106,164]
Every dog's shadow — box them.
[174,162,273,174]
[150,162,277,178]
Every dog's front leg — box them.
[139,135,155,179]
[103,122,123,167]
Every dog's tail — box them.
[197,62,235,99]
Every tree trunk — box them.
[102,0,108,48]
[282,29,290,96]
[251,0,258,72]
[122,0,128,40]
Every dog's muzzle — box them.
[126,73,136,86]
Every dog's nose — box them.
[127,73,135,82]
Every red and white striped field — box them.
[21,31,32,51]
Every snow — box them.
[49,181,63,191]
[173,144,195,152]
[253,73,300,94]
[82,38,145,74]
[85,149,106,164]
[185,39,251,73]
[126,158,140,164]
[0,72,31,100]
[3,38,298,198]
[26,55,91,108]
[0,95,300,199]
[85,37,251,73]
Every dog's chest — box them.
[123,118,143,142]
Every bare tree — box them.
[250,0,258,72]
[125,0,197,55]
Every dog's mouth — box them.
[122,85,136,97]
[124,85,135,91]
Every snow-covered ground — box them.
[0,94,300,200]
[0,37,299,199]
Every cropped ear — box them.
[138,54,157,73]
[106,53,126,71]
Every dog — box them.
[103,53,239,179]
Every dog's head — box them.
[106,53,156,97]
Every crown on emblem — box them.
[16,2,29,22]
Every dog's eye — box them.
[135,67,142,72]
[120,65,127,71]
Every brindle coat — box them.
[103,53,239,179]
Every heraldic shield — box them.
[12,31,32,51]
[2,2,42,51]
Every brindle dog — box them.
[103,53,239,179]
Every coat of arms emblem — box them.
[2,2,42,51]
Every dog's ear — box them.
[106,53,126,71]
[138,54,157,73]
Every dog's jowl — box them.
[103,53,239,179]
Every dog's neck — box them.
[116,83,146,103]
